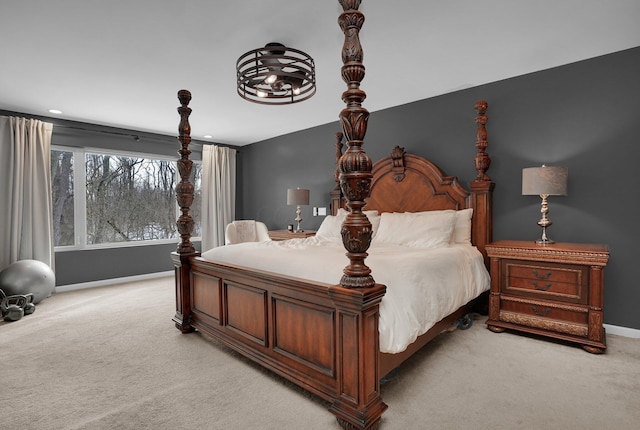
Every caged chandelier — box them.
[236,42,316,105]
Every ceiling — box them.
[2,1,639,146]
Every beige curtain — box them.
[0,116,55,271]
[201,145,236,251]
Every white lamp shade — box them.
[287,188,310,205]
[522,166,568,196]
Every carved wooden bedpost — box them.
[469,100,495,264]
[336,0,374,289]
[172,89,197,333]
[473,100,491,182]
[328,1,388,429]
[176,89,195,254]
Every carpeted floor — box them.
[1,276,639,429]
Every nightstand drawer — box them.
[500,297,589,337]
[502,260,588,304]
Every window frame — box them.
[52,144,201,252]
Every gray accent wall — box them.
[55,243,179,284]
[239,47,640,331]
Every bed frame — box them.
[171,2,494,429]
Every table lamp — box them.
[522,165,568,244]
[287,188,310,232]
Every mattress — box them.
[201,236,490,353]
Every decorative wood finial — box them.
[176,89,195,254]
[474,100,491,181]
[337,0,374,289]
[390,146,406,182]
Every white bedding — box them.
[201,236,489,354]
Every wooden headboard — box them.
[366,147,469,213]
[331,101,494,262]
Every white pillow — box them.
[451,208,473,245]
[372,210,456,248]
[368,212,381,238]
[316,215,340,240]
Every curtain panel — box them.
[0,116,55,271]
[201,145,236,251]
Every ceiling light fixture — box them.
[48,109,63,114]
[236,42,316,105]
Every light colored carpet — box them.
[1,276,639,430]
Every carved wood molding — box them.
[390,146,406,182]
[588,312,604,342]
[500,311,588,337]
[486,247,609,266]
[334,131,345,190]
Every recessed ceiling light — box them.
[203,135,213,139]
[48,109,63,114]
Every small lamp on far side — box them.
[522,165,568,244]
[287,188,310,233]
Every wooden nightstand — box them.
[268,230,316,241]
[485,240,609,353]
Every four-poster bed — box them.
[171,2,494,429]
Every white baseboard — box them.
[55,271,173,293]
[604,324,640,339]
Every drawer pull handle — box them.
[531,306,551,316]
[532,281,552,291]
[532,269,552,280]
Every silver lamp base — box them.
[294,205,303,232]
[535,194,554,245]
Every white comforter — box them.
[201,236,490,354]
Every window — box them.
[52,146,201,249]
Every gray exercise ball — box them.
[0,260,55,304]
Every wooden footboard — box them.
[173,252,486,429]
[173,253,387,429]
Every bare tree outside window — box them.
[85,153,179,244]
[51,150,75,246]
[191,162,202,238]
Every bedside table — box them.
[485,240,609,353]
[268,230,316,241]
